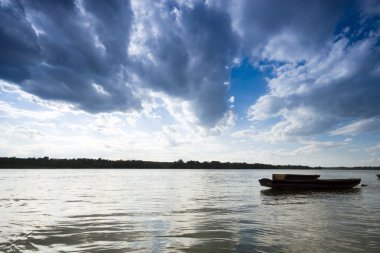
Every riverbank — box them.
[1,157,379,170]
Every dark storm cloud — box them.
[0,0,379,131]
[0,0,140,113]
[0,0,40,82]
[236,0,351,61]
[0,0,237,125]
[181,3,237,124]
[129,1,238,125]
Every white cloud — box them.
[248,33,380,139]
[0,80,76,113]
[331,117,380,136]
[161,95,200,126]
[0,101,62,121]
[210,109,237,135]
[231,129,256,139]
[262,30,312,62]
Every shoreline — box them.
[1,157,379,170]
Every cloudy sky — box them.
[1,0,380,166]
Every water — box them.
[0,169,379,253]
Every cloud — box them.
[210,109,237,135]
[361,0,380,15]
[270,141,343,157]
[248,25,380,139]
[234,0,348,62]
[0,100,62,120]
[367,143,380,152]
[0,0,239,127]
[0,0,40,82]
[0,0,140,113]
[331,117,380,136]
[129,0,238,126]
[1,0,379,132]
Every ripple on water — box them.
[0,169,379,253]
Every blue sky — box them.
[1,0,380,166]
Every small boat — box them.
[259,177,361,190]
[272,174,320,180]
[377,174,380,179]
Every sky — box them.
[0,0,380,167]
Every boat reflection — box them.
[260,188,361,197]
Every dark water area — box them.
[0,169,379,252]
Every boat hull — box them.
[273,174,320,180]
[259,178,361,190]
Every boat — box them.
[259,177,361,190]
[272,174,320,180]
[377,174,380,179]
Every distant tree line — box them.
[0,157,378,170]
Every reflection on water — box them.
[0,169,379,252]
[260,187,362,197]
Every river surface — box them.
[0,169,379,252]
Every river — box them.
[0,169,379,252]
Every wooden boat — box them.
[259,178,361,190]
[272,174,320,180]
